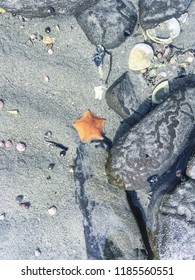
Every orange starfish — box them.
[73,110,106,142]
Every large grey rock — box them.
[106,75,195,190]
[148,179,195,259]
[105,71,152,120]
[139,0,192,29]
[0,0,98,17]
[74,142,147,260]
[76,0,138,49]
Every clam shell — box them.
[146,18,180,44]
[152,80,170,104]
[128,43,154,71]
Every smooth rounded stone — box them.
[148,179,195,259]
[139,0,193,30]
[105,71,152,120]
[15,194,24,203]
[106,75,195,190]
[0,0,98,18]
[75,0,137,49]
[186,151,195,179]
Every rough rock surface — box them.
[0,0,98,17]
[148,179,195,260]
[139,0,192,29]
[186,150,195,179]
[74,142,147,259]
[106,76,195,190]
[75,0,138,49]
[105,71,152,120]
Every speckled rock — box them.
[106,75,195,190]
[75,0,138,49]
[139,0,192,29]
[0,0,98,17]
[105,71,152,120]
[148,179,195,259]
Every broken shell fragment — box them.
[42,36,55,45]
[0,7,6,14]
[146,18,181,45]
[128,43,154,71]
[7,109,20,115]
[152,80,170,104]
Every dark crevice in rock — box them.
[126,190,154,260]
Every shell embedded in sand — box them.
[146,18,180,45]
[16,142,26,152]
[48,206,57,216]
[0,99,4,109]
[128,43,154,71]
[152,80,170,104]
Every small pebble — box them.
[16,142,26,152]
[35,248,41,257]
[48,163,55,170]
[0,99,4,109]
[124,29,131,37]
[5,139,13,148]
[48,48,53,55]
[44,75,50,83]
[48,206,57,216]
[47,6,55,15]
[0,141,5,148]
[15,194,24,203]
[69,165,74,173]
[44,131,52,139]
[19,202,30,209]
[0,213,6,221]
[45,27,51,34]
[157,52,163,60]
[60,150,66,157]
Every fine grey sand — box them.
[0,12,145,259]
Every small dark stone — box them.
[45,27,51,34]
[15,195,24,203]
[60,150,66,157]
[48,163,55,170]
[124,29,131,37]
[12,13,17,17]
[46,175,51,180]
[47,6,56,15]
[147,174,159,185]
[44,131,52,140]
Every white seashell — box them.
[146,18,181,44]
[152,80,170,104]
[48,206,57,216]
[0,213,6,220]
[94,84,107,100]
[128,43,154,71]
[35,248,41,257]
